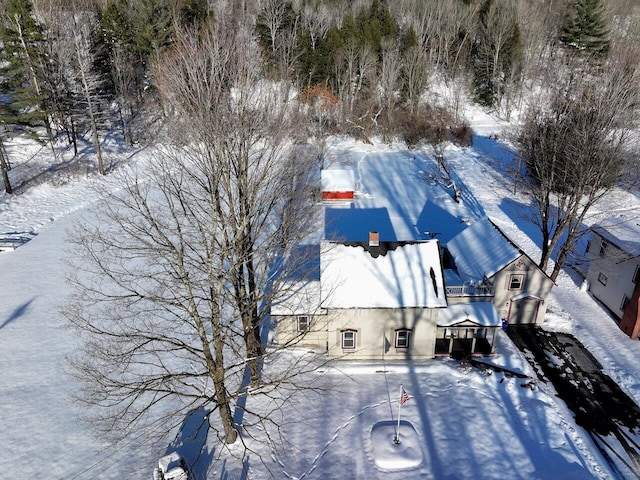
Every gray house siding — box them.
[491,255,553,324]
[586,231,639,320]
[326,307,439,359]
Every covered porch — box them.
[435,303,501,358]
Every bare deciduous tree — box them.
[378,38,401,141]
[516,50,640,281]
[70,11,106,174]
[65,19,322,454]
[401,45,429,113]
[300,2,332,51]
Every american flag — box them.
[400,387,410,405]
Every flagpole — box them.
[394,384,403,444]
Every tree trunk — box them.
[212,332,238,444]
[0,137,13,194]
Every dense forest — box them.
[0,0,638,192]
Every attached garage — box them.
[507,293,544,325]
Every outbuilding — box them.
[321,169,355,200]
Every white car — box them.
[153,452,190,480]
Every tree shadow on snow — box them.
[0,297,35,331]
[167,407,215,480]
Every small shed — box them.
[321,169,355,200]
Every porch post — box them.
[491,328,498,354]
[471,329,477,354]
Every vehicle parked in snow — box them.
[152,452,190,480]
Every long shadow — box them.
[232,366,252,430]
[327,150,493,245]
[0,297,35,331]
[166,407,215,480]
[416,200,469,243]
[325,206,397,242]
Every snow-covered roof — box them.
[592,215,640,257]
[321,240,447,309]
[445,219,520,282]
[270,281,322,316]
[437,302,501,327]
[321,169,355,192]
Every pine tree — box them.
[129,0,173,61]
[559,0,610,59]
[0,0,49,139]
[472,0,522,108]
[0,0,49,193]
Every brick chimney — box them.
[369,231,379,247]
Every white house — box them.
[585,218,640,338]
[273,238,449,359]
[272,233,511,359]
[272,152,553,359]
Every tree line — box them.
[2,0,635,190]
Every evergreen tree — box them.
[471,0,522,107]
[94,0,133,94]
[0,0,48,192]
[400,25,419,55]
[94,1,140,143]
[354,0,398,59]
[179,0,209,27]
[0,0,49,140]
[560,0,610,59]
[129,0,174,64]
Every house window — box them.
[634,266,640,284]
[621,295,631,312]
[598,272,608,286]
[341,330,357,350]
[297,316,309,332]
[395,329,412,349]
[509,274,524,290]
[599,240,608,257]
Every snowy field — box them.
[1,109,639,479]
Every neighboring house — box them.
[585,220,640,339]
[445,220,554,325]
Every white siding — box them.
[491,255,553,324]
[586,233,639,319]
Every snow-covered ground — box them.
[1,108,639,479]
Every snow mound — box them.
[369,420,424,471]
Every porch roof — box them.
[437,302,501,327]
